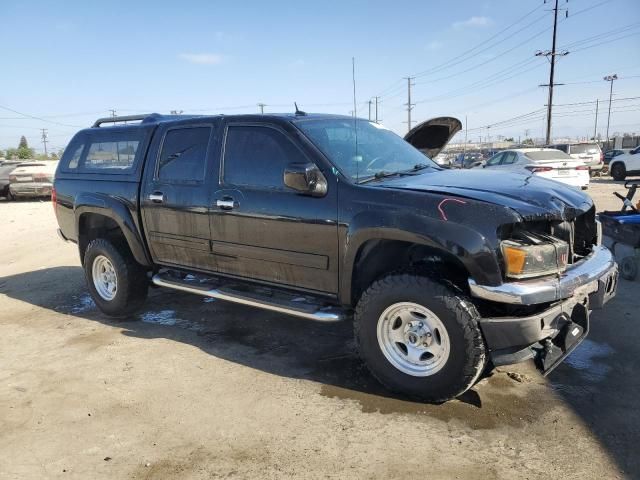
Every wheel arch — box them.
[75,193,151,267]
[341,218,503,305]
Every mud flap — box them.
[537,302,589,376]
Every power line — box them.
[0,104,83,128]
[412,4,545,79]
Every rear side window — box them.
[157,127,211,182]
[525,150,573,161]
[223,125,304,188]
[65,143,84,169]
[85,140,139,170]
[570,144,600,155]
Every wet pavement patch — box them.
[319,373,547,430]
[55,292,96,314]
[560,339,614,382]
[139,310,204,331]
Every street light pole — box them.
[604,74,618,144]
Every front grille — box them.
[551,206,597,263]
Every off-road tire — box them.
[84,238,148,318]
[611,163,626,181]
[354,274,486,402]
[620,256,637,281]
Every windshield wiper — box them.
[357,169,417,185]
[409,163,432,171]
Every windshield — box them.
[570,143,600,155]
[525,150,574,161]
[295,118,438,182]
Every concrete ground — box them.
[0,178,638,479]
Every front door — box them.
[209,121,339,294]
[141,122,219,271]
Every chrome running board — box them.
[152,273,345,322]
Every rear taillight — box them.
[34,173,48,182]
[525,166,553,173]
[51,186,57,210]
[576,165,589,171]
[600,152,604,163]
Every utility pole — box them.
[463,115,468,155]
[604,74,618,144]
[374,96,380,123]
[404,77,415,132]
[257,103,266,114]
[40,128,48,157]
[536,0,569,145]
[368,99,372,121]
[593,99,599,140]
[109,109,116,118]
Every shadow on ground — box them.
[1,266,639,474]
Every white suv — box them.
[610,145,640,181]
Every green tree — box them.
[5,148,18,159]
[19,135,28,149]
[0,149,5,158]
[505,137,514,142]
[16,146,34,159]
[522,138,534,146]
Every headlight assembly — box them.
[501,237,569,279]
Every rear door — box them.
[141,121,220,270]
[208,120,339,294]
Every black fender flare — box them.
[340,211,503,304]
[74,192,152,267]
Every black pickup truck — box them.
[53,112,618,402]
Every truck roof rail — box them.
[92,113,160,128]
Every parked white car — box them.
[482,148,589,189]
[609,145,640,181]
[8,161,58,198]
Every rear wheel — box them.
[354,274,487,402]
[620,257,637,281]
[611,163,626,181]
[84,238,148,318]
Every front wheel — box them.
[354,274,486,402]
[84,238,148,318]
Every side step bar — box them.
[151,273,346,322]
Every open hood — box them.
[404,117,462,158]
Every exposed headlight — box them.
[501,238,569,279]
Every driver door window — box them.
[485,153,503,168]
[223,125,305,190]
[502,152,518,166]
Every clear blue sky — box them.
[1,0,639,153]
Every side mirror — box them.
[284,162,328,197]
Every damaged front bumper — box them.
[468,245,618,374]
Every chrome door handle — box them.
[148,192,165,203]
[216,199,235,210]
